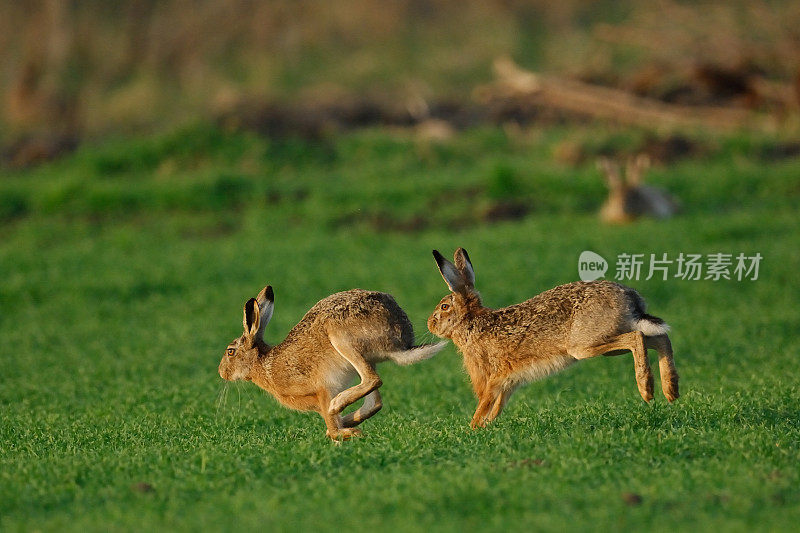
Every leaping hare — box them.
[598,155,680,224]
[428,248,679,429]
[219,286,446,440]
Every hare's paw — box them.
[339,428,362,440]
[326,427,362,441]
[469,417,487,430]
[637,374,655,403]
[663,375,679,403]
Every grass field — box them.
[1,124,799,531]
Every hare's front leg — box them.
[327,334,383,417]
[470,395,493,429]
[484,386,514,425]
[317,388,361,440]
[470,380,508,429]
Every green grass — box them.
[1,124,799,531]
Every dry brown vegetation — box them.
[2,0,800,164]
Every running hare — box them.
[428,248,679,429]
[598,155,680,224]
[219,286,446,440]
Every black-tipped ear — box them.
[254,286,274,341]
[454,247,475,288]
[257,285,274,304]
[433,249,466,293]
[243,297,261,340]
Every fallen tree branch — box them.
[476,57,767,131]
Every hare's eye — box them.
[441,303,449,311]
[227,348,235,356]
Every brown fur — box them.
[598,155,680,224]
[428,248,679,429]
[219,287,445,440]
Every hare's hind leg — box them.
[327,334,383,418]
[341,390,382,428]
[645,334,679,402]
[569,331,654,402]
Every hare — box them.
[219,286,446,440]
[428,248,679,429]
[598,155,680,224]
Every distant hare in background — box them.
[598,155,680,224]
[428,248,679,429]
[219,286,446,440]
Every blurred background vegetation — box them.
[2,0,800,166]
[3,3,800,531]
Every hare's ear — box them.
[453,247,475,288]
[255,285,274,340]
[433,250,466,293]
[243,297,261,341]
[597,158,622,190]
[626,154,650,187]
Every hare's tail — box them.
[635,313,670,336]
[627,288,670,336]
[386,341,448,366]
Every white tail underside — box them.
[385,341,448,366]
[635,318,670,336]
